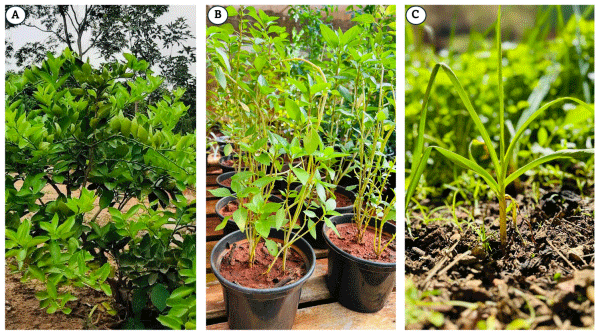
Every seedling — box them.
[406,6,593,252]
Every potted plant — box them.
[207,6,342,329]
[321,5,397,312]
[323,95,397,313]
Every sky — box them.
[5,5,196,76]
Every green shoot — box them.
[406,6,594,252]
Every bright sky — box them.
[5,5,196,76]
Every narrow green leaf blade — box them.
[505,149,594,185]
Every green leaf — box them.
[337,86,352,103]
[433,146,499,195]
[316,183,326,204]
[157,315,183,330]
[16,220,31,244]
[264,239,278,256]
[352,14,375,24]
[304,210,317,218]
[215,216,228,231]
[505,97,592,166]
[97,263,111,282]
[319,24,339,48]
[324,217,339,237]
[100,282,112,296]
[169,286,194,300]
[215,48,231,72]
[291,167,310,185]
[214,66,227,89]
[28,265,46,282]
[209,187,231,197]
[285,99,301,121]
[505,149,594,185]
[304,128,320,155]
[275,208,286,229]
[341,25,361,46]
[226,6,238,16]
[47,280,57,299]
[325,198,336,212]
[150,284,169,312]
[232,208,247,233]
[255,219,271,238]
[438,63,501,175]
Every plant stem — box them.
[499,188,507,252]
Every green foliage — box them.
[405,7,594,191]
[405,279,445,328]
[406,7,593,250]
[5,49,195,329]
[6,5,196,135]
[207,6,396,268]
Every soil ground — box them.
[5,264,119,330]
[5,182,196,330]
[405,186,594,329]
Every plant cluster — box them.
[207,5,396,270]
[406,6,593,251]
[405,6,594,192]
[5,49,196,329]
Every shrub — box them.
[5,49,196,329]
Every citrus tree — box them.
[5,49,196,329]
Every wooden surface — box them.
[205,165,396,330]
[206,292,396,330]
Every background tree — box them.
[5,5,196,133]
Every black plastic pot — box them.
[215,195,284,235]
[218,155,248,173]
[216,171,235,192]
[293,185,356,249]
[323,213,396,313]
[210,229,316,329]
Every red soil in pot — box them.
[222,157,249,168]
[219,239,307,289]
[334,191,353,207]
[219,200,239,217]
[221,177,232,187]
[327,223,396,263]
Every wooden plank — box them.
[206,199,219,215]
[206,241,328,271]
[206,216,224,238]
[206,291,396,330]
[206,259,330,320]
[207,174,219,186]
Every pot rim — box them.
[216,171,236,188]
[215,195,283,224]
[323,213,396,268]
[210,230,316,295]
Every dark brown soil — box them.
[328,223,396,263]
[334,191,353,208]
[405,187,594,329]
[5,264,119,329]
[218,239,307,289]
